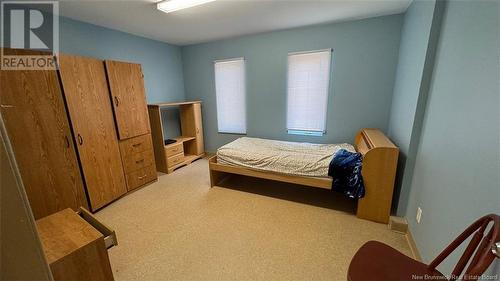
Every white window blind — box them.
[214,58,246,134]
[286,50,332,136]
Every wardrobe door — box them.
[0,49,88,219]
[105,60,150,140]
[58,54,127,210]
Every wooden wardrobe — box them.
[0,49,88,219]
[58,55,128,210]
[0,49,157,218]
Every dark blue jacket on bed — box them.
[328,149,365,199]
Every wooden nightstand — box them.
[35,208,117,281]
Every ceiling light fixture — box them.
[157,0,216,14]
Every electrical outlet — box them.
[416,207,422,224]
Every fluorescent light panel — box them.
[157,0,216,13]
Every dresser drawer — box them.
[125,165,156,191]
[78,207,117,249]
[165,142,183,157]
[120,133,153,155]
[167,152,184,167]
[122,150,154,173]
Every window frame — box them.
[285,48,333,137]
[213,57,247,135]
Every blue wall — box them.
[387,0,436,214]
[181,15,403,152]
[403,0,500,275]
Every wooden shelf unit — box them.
[165,136,196,147]
[148,101,205,174]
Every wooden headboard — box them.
[354,128,397,155]
[353,128,399,223]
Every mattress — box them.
[216,137,356,177]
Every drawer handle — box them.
[138,174,147,180]
[114,96,120,107]
[132,143,142,147]
[136,159,144,164]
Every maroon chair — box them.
[348,214,500,281]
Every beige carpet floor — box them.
[95,158,412,281]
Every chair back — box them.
[428,214,500,281]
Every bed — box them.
[208,128,399,224]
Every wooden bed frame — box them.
[208,128,399,224]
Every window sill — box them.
[218,131,247,136]
[287,130,325,137]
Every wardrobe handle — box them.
[64,135,70,148]
[135,159,144,164]
[114,96,119,107]
[77,134,83,145]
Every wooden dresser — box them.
[119,134,157,190]
[36,208,117,281]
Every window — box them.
[286,49,332,136]
[214,58,246,134]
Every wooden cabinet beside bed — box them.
[208,128,399,224]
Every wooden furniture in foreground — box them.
[58,54,127,210]
[36,208,118,281]
[1,119,53,281]
[348,214,500,281]
[209,128,399,224]
[105,60,157,191]
[0,49,88,219]
[148,101,205,174]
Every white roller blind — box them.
[214,58,246,134]
[286,50,332,135]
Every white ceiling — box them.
[57,0,412,46]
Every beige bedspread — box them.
[216,137,356,177]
